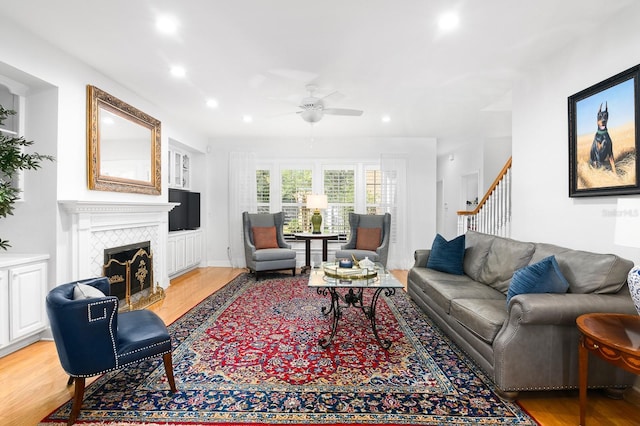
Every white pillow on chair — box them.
[73,283,106,300]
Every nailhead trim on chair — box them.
[67,349,172,378]
[86,298,119,367]
[118,340,172,358]
[87,303,107,322]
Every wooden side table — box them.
[294,233,339,273]
[576,313,640,425]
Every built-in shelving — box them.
[167,229,202,277]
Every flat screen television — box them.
[187,191,201,229]
[169,188,201,231]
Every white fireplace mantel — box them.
[59,200,177,288]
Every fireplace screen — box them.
[103,241,164,311]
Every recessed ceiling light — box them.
[438,12,460,31]
[242,115,253,123]
[381,115,391,123]
[156,15,179,35]
[170,65,186,78]
[206,99,219,108]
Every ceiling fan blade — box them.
[323,108,363,116]
[268,110,300,119]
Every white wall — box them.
[437,142,483,240]
[512,1,640,263]
[0,19,209,285]
[205,136,437,268]
[483,136,512,191]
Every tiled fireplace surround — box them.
[60,201,176,288]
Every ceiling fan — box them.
[295,84,363,123]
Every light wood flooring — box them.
[1,267,639,425]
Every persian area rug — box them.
[41,273,537,425]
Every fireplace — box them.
[103,241,165,311]
[60,201,176,291]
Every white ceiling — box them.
[2,0,636,153]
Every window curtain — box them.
[228,152,257,268]
[381,154,411,269]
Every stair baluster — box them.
[457,157,512,237]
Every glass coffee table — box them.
[307,262,403,349]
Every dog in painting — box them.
[589,102,617,174]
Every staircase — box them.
[457,157,512,237]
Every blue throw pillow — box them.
[506,255,569,305]
[426,234,465,275]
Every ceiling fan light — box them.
[301,109,323,123]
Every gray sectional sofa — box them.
[407,230,637,399]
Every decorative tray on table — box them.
[323,262,378,281]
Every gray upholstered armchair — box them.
[242,211,297,278]
[335,212,391,267]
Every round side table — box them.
[294,233,339,273]
[576,313,640,425]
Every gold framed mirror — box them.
[87,85,161,195]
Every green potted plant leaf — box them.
[0,104,54,249]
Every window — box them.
[365,168,382,214]
[281,169,312,234]
[323,169,355,236]
[256,169,270,213]
[253,161,379,238]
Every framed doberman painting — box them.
[568,65,640,197]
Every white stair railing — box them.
[457,157,511,237]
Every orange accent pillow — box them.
[356,227,381,251]
[252,226,279,249]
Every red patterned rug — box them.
[40,273,537,425]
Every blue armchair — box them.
[46,277,176,425]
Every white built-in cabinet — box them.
[167,229,202,277]
[0,254,49,358]
[168,147,191,189]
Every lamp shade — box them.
[307,194,328,210]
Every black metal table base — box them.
[316,286,396,349]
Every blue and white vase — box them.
[628,266,640,315]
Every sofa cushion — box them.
[253,226,278,249]
[506,255,569,305]
[427,234,465,275]
[478,236,535,293]
[463,231,494,281]
[413,268,505,314]
[450,299,508,344]
[531,243,633,294]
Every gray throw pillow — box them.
[73,283,106,300]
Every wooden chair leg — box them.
[66,375,74,386]
[163,352,177,392]
[68,377,85,426]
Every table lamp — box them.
[307,194,328,234]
